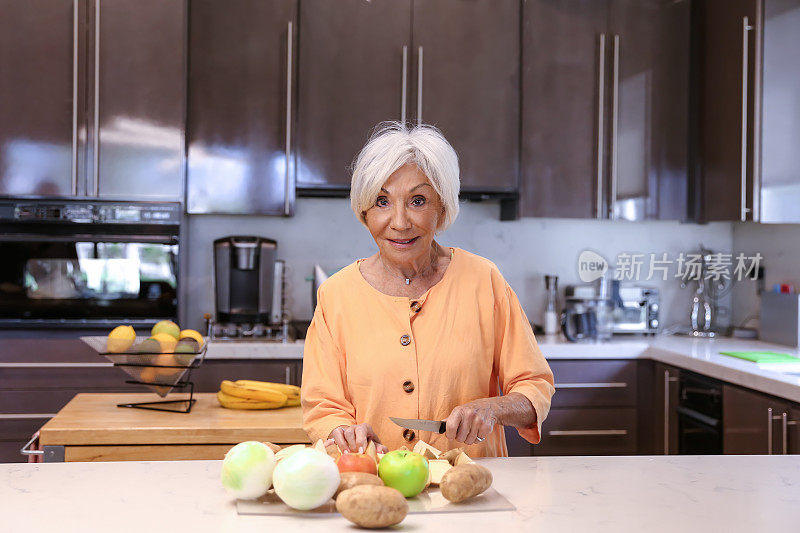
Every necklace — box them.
[378,249,436,285]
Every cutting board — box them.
[237,487,515,516]
[720,351,800,364]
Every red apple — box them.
[336,452,378,475]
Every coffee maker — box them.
[211,236,288,340]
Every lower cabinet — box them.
[535,359,639,456]
[191,359,303,392]
[647,362,680,455]
[723,384,791,455]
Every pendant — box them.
[405,278,411,285]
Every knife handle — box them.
[438,421,446,434]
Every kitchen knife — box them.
[390,416,446,434]
[389,416,486,442]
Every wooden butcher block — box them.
[38,393,310,462]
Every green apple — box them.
[377,450,429,498]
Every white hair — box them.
[350,122,460,232]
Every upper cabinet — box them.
[296,0,519,194]
[187,0,298,215]
[521,0,690,220]
[295,0,410,191]
[701,0,800,223]
[0,0,186,201]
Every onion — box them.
[220,441,276,500]
[272,448,341,510]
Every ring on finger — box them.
[476,436,485,443]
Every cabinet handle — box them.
[284,20,293,216]
[93,0,101,197]
[554,382,627,389]
[416,46,423,124]
[0,414,57,419]
[783,412,788,455]
[0,362,112,368]
[71,0,79,195]
[767,407,782,454]
[740,16,753,221]
[401,45,408,124]
[548,430,627,437]
[595,34,606,219]
[664,371,678,455]
[284,366,291,385]
[609,34,620,219]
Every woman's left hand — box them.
[444,398,498,445]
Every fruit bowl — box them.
[80,335,208,410]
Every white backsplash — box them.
[181,198,734,332]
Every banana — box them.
[285,397,301,407]
[234,380,300,399]
[220,380,288,404]
[217,390,286,410]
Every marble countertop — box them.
[207,333,800,403]
[3,456,800,532]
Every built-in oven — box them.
[0,200,181,329]
[677,371,723,454]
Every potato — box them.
[428,459,453,485]
[325,443,342,461]
[454,451,475,466]
[440,463,493,503]
[413,440,441,460]
[336,485,408,529]
[334,471,384,498]
[440,448,463,466]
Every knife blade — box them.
[389,416,446,434]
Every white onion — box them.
[220,441,276,500]
[272,448,340,510]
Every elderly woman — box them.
[301,122,554,457]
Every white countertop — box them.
[3,456,800,532]
[207,334,800,403]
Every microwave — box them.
[0,199,181,329]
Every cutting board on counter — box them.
[237,487,515,516]
[720,351,800,364]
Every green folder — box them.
[720,351,800,364]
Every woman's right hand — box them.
[325,423,388,454]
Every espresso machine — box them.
[209,236,290,341]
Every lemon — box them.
[151,333,179,353]
[107,325,136,353]
[179,329,205,348]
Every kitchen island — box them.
[3,455,800,532]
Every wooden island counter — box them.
[37,393,310,462]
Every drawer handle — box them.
[548,430,628,437]
[0,363,112,368]
[0,414,57,419]
[554,382,628,389]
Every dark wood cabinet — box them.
[192,359,302,392]
[521,0,608,218]
[723,384,788,455]
[93,0,186,201]
[697,0,761,222]
[521,0,690,220]
[0,0,83,197]
[187,0,297,215]
[537,359,639,456]
[411,0,519,192]
[650,362,680,455]
[296,0,410,191]
[0,0,186,201]
[296,0,519,194]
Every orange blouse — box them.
[301,248,554,457]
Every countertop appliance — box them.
[0,199,180,329]
[760,292,800,347]
[211,236,290,342]
[677,372,723,454]
[565,282,659,335]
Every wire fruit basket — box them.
[81,336,208,413]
